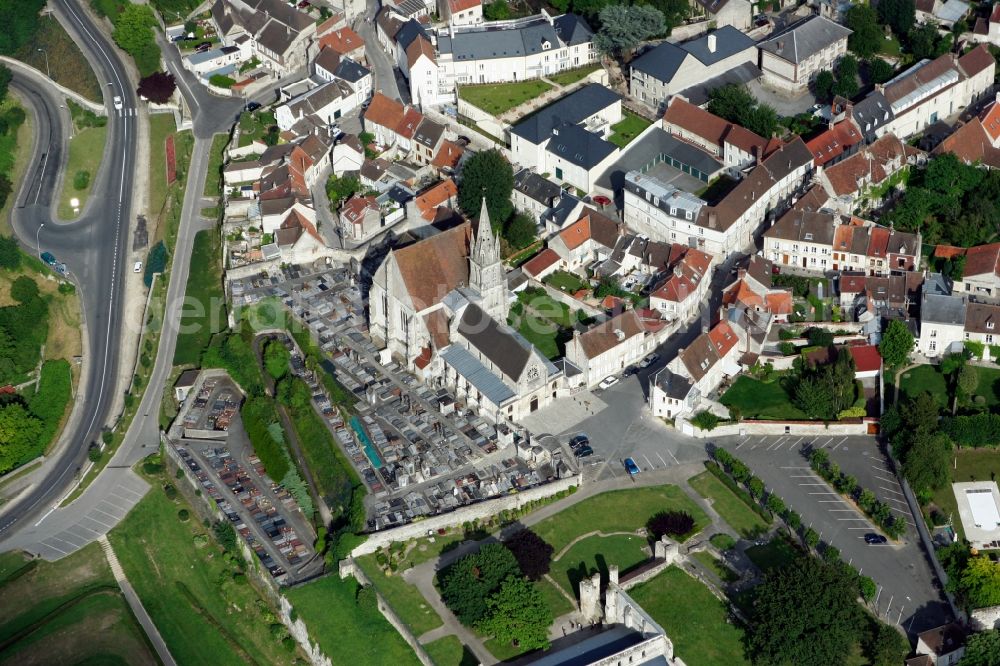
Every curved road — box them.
[0,0,137,541]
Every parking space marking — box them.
[643,454,655,471]
[874,474,899,484]
[40,539,68,556]
[109,490,137,505]
[735,437,751,450]
[48,536,78,552]
[831,437,848,451]
[655,451,669,467]
[91,507,120,522]
[64,526,94,541]
[768,437,786,451]
[780,466,810,470]
[81,515,112,532]
[114,485,144,500]
[879,486,906,498]
[73,522,101,536]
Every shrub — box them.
[503,529,554,581]
[779,341,796,355]
[209,74,236,88]
[647,510,696,539]
[710,533,736,551]
[691,410,720,431]
[178,508,190,521]
[163,483,178,500]
[73,170,90,190]
[88,446,102,463]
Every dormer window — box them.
[989,321,996,330]
[541,40,551,50]
[670,206,677,215]
[685,211,692,220]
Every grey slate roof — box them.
[632,27,755,82]
[849,91,895,137]
[458,303,532,381]
[596,127,723,191]
[187,45,239,65]
[510,84,621,144]
[921,292,967,325]
[441,15,562,61]
[676,62,762,106]
[546,122,617,169]
[653,368,693,400]
[395,19,428,52]
[334,57,370,83]
[440,345,517,405]
[553,14,594,46]
[759,15,852,65]
[514,168,562,205]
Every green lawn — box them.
[544,270,589,294]
[237,110,277,148]
[547,64,602,86]
[536,577,575,617]
[519,289,576,327]
[689,470,769,537]
[608,111,651,148]
[551,533,649,598]
[745,537,803,573]
[58,125,107,219]
[929,448,1000,540]
[517,313,561,359]
[0,97,33,236]
[355,554,444,637]
[880,34,901,57]
[109,484,296,665]
[692,550,738,583]
[173,230,226,365]
[720,375,810,420]
[204,133,230,198]
[148,114,176,225]
[285,575,420,666]
[895,364,949,409]
[424,635,477,666]
[532,485,709,553]
[458,79,553,116]
[629,566,750,666]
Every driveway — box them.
[714,434,950,634]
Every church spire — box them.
[473,196,499,262]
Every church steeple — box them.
[468,197,507,321]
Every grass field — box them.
[551,533,649,598]
[608,111,651,148]
[109,482,296,666]
[0,544,157,665]
[58,124,107,220]
[204,133,230,198]
[630,566,749,666]
[532,485,709,553]
[237,110,278,148]
[720,375,809,420]
[929,448,1000,539]
[544,270,589,294]
[148,114,195,251]
[355,554,444,637]
[517,313,561,359]
[547,64,602,87]
[0,97,33,236]
[896,364,1000,410]
[745,537,803,573]
[285,575,420,666]
[148,114,177,228]
[692,550,738,583]
[459,79,553,116]
[689,470,769,537]
[15,14,102,102]
[424,635,477,666]
[173,230,226,365]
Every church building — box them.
[368,201,562,423]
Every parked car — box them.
[133,261,142,273]
[569,434,589,449]
[864,533,887,545]
[246,101,262,111]
[624,457,640,476]
[41,251,57,266]
[598,376,619,390]
[574,445,594,458]
[639,353,660,369]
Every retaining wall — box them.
[350,474,582,557]
[679,418,872,438]
[0,56,105,113]
[456,98,506,140]
[348,560,434,666]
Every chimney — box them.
[776,40,784,53]
[738,267,747,280]
[614,329,625,342]
[707,33,717,53]
[708,211,718,228]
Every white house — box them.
[648,246,714,322]
[331,134,365,177]
[276,79,360,132]
[564,309,670,387]
[758,15,852,93]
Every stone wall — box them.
[678,418,872,438]
[456,98,506,141]
[348,561,434,666]
[350,474,582,557]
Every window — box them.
[555,167,563,179]
[930,329,937,338]
[930,341,937,352]
[989,334,995,344]
[989,321,996,330]
[685,211,692,220]
[670,206,676,215]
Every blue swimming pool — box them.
[350,416,383,469]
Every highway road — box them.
[0,1,243,558]
[0,0,138,543]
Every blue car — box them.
[624,458,640,476]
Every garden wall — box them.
[350,474,583,557]
[679,418,872,438]
[456,98,506,141]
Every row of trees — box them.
[846,0,953,62]
[0,65,23,213]
[810,450,905,538]
[881,392,951,498]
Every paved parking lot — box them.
[716,434,949,633]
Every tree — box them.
[909,22,947,61]
[0,236,18,270]
[958,364,980,397]
[0,0,46,57]
[707,84,778,137]
[325,174,360,209]
[877,0,916,36]
[901,430,950,494]
[0,64,10,103]
[503,212,537,251]
[865,622,910,666]
[793,351,857,420]
[593,4,665,58]
[483,0,510,20]
[962,629,1000,666]
[439,544,521,625]
[73,170,90,191]
[647,511,695,539]
[879,320,914,368]
[10,276,38,304]
[846,5,883,58]
[0,403,44,473]
[959,556,1000,608]
[458,149,514,226]
[806,327,834,348]
[869,58,895,84]
[814,70,836,102]
[748,558,863,666]
[263,339,290,381]
[111,4,157,57]
[137,71,177,103]
[766,493,785,516]
[504,529,554,581]
[834,55,860,98]
[646,0,690,32]
[476,576,553,652]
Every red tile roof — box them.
[708,321,739,358]
[959,44,995,78]
[319,26,364,56]
[933,244,966,259]
[341,195,378,224]
[963,243,1000,278]
[414,178,458,221]
[848,344,882,373]
[364,92,406,131]
[432,140,464,170]
[933,118,1000,167]
[765,291,793,315]
[449,0,481,11]
[663,97,767,157]
[867,225,890,258]
[397,107,424,139]
[980,101,1000,143]
[805,119,862,166]
[522,248,561,278]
